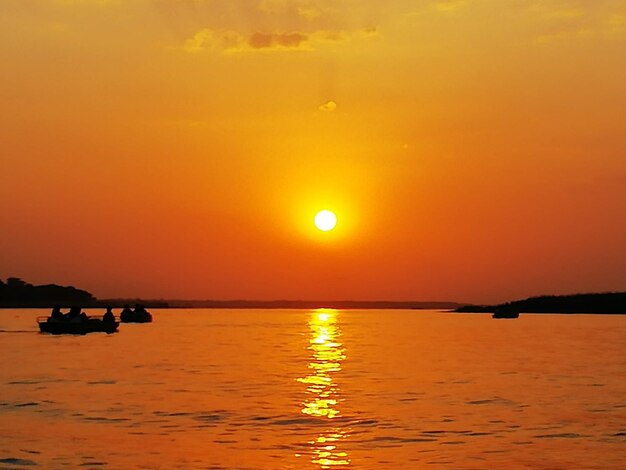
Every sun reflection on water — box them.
[297,309,350,468]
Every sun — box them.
[314,210,337,232]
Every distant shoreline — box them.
[0,279,462,310]
[0,300,462,310]
[2,277,624,313]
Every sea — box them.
[0,309,625,469]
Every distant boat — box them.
[120,310,153,323]
[492,309,520,319]
[37,317,118,335]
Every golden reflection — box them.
[297,309,351,468]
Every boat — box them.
[120,310,152,323]
[492,309,520,319]
[37,316,119,335]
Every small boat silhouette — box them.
[118,303,153,323]
[37,316,119,335]
[492,308,520,319]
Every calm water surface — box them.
[0,309,625,469]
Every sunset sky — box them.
[1,0,625,303]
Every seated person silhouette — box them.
[102,307,115,323]
[120,304,133,322]
[49,305,65,322]
[66,306,87,323]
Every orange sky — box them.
[1,0,625,303]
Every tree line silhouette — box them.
[0,277,96,307]
[0,277,170,308]
[456,292,626,314]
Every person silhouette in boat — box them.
[65,306,78,321]
[120,304,133,322]
[102,307,115,323]
[66,306,88,323]
[49,305,64,322]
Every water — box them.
[1,309,625,469]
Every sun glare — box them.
[314,210,337,232]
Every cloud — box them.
[530,3,586,19]
[318,100,337,112]
[248,31,308,49]
[182,29,244,53]
[297,6,325,20]
[53,0,120,5]
[181,27,378,54]
[257,0,330,20]
[527,2,612,44]
[182,29,311,53]
[405,0,472,20]
[434,0,471,12]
